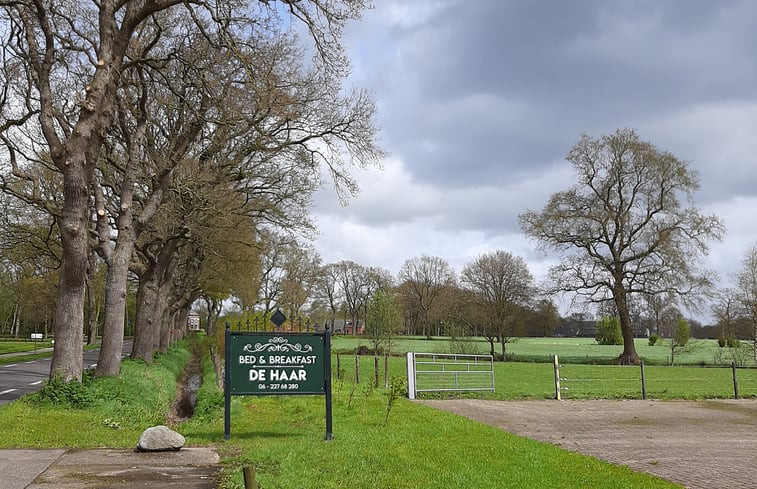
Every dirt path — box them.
[419,399,757,489]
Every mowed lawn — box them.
[183,342,682,489]
[331,335,756,367]
[1,337,735,488]
[332,341,757,400]
[0,340,54,355]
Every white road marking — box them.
[0,389,18,395]
[29,381,42,386]
[2,364,18,368]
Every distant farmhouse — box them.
[555,316,648,338]
[332,320,365,335]
[187,313,201,331]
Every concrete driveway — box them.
[420,399,757,489]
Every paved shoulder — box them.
[0,449,65,489]
[1,447,219,488]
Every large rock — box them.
[136,425,185,452]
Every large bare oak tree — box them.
[520,129,724,364]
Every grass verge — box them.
[0,340,55,355]
[0,344,188,447]
[0,338,724,488]
[181,363,679,489]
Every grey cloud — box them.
[355,0,757,191]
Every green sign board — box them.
[224,324,333,441]
[228,333,325,395]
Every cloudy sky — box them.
[310,0,757,309]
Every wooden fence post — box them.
[553,355,561,400]
[384,354,389,389]
[640,359,647,400]
[243,466,257,489]
[355,354,360,384]
[732,361,739,399]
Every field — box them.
[0,338,683,489]
[333,353,757,400]
[0,339,54,355]
[1,336,754,487]
[331,335,757,367]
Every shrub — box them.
[672,319,690,349]
[595,316,622,345]
[729,342,751,367]
[31,373,94,409]
[648,334,659,346]
[384,376,406,426]
[446,336,482,355]
[717,338,726,348]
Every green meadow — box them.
[331,335,756,367]
[2,336,754,487]
[0,338,686,489]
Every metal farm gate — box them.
[406,352,495,400]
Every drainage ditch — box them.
[169,346,203,422]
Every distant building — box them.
[554,318,597,338]
[555,317,646,338]
[333,319,365,335]
[187,314,201,331]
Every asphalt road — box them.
[0,341,132,406]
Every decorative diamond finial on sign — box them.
[271,309,286,328]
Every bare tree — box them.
[0,1,377,381]
[0,0,229,381]
[398,256,456,339]
[712,288,741,342]
[520,129,724,364]
[736,244,757,363]
[333,260,372,334]
[461,251,533,360]
[315,263,342,330]
[280,243,322,323]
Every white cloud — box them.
[310,0,757,323]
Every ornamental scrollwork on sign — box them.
[243,336,313,354]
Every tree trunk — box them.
[614,284,640,365]
[158,296,171,353]
[500,337,507,362]
[11,303,19,338]
[131,270,160,362]
[206,298,221,336]
[96,238,133,375]
[50,162,90,381]
[85,253,97,346]
[175,305,190,339]
[131,234,181,361]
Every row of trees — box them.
[219,129,755,367]
[0,1,381,381]
[1,7,754,378]
[220,250,557,359]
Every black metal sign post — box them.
[224,320,332,441]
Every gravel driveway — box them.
[419,399,757,489]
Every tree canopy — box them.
[520,129,724,364]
